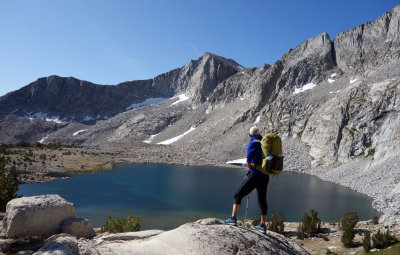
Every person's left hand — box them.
[246,162,251,169]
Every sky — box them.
[0,0,399,96]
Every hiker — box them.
[220,126,269,232]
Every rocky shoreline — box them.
[11,139,400,230]
[307,156,400,228]
[0,195,398,255]
[0,195,310,255]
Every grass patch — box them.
[367,242,400,255]
[46,172,71,178]
[345,127,358,137]
[297,131,303,139]
[67,161,114,174]
[364,140,373,148]
[367,148,376,157]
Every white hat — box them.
[249,126,260,136]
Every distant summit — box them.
[0,52,241,122]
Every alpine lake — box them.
[18,163,379,230]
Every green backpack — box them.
[252,133,283,175]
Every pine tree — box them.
[340,212,359,248]
[363,232,371,252]
[296,209,321,238]
[268,212,285,234]
[0,158,21,211]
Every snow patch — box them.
[73,129,88,136]
[171,94,190,106]
[126,97,166,111]
[206,108,211,115]
[25,112,64,124]
[327,78,335,83]
[157,126,196,145]
[226,158,247,165]
[63,115,76,121]
[254,116,260,124]
[350,78,358,84]
[293,83,317,95]
[143,127,169,144]
[46,117,63,124]
[9,109,19,114]
[83,116,94,121]
[329,90,341,94]
[143,134,159,144]
[330,73,337,78]
[38,134,49,143]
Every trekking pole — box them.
[244,195,249,228]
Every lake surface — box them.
[18,163,379,230]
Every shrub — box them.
[364,140,372,148]
[367,148,376,157]
[372,230,398,249]
[372,230,385,249]
[372,215,379,224]
[252,219,260,226]
[298,209,321,237]
[325,249,338,255]
[101,213,141,233]
[268,212,285,234]
[0,158,21,211]
[296,226,305,240]
[363,232,371,252]
[340,212,359,248]
[323,236,329,241]
[15,141,30,147]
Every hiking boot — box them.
[219,217,237,226]
[251,223,266,233]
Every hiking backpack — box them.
[253,133,283,175]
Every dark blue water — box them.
[18,163,379,230]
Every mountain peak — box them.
[199,52,245,71]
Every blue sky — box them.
[0,0,399,96]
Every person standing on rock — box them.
[220,126,269,233]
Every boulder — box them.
[61,218,95,239]
[77,240,99,255]
[94,218,309,255]
[33,236,79,255]
[3,195,76,238]
[33,234,99,255]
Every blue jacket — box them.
[247,134,263,175]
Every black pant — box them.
[233,171,269,215]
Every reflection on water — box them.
[19,164,379,230]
